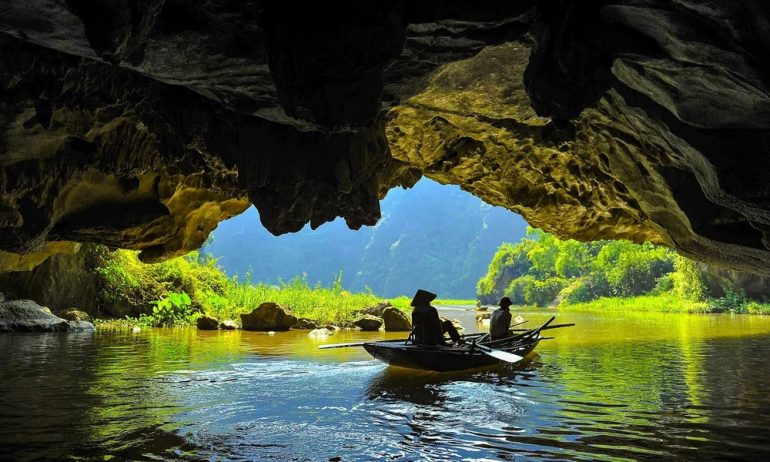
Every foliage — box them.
[140,292,196,327]
[477,240,534,303]
[703,290,770,315]
[670,256,706,301]
[91,247,408,326]
[560,294,711,313]
[478,227,684,307]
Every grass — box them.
[559,294,711,313]
[389,296,477,311]
[744,301,770,315]
[218,275,391,325]
[92,247,409,327]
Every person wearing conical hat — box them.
[490,296,513,340]
[410,289,463,346]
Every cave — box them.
[1,0,769,277]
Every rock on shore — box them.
[240,302,297,331]
[0,298,95,332]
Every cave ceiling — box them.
[1,0,769,275]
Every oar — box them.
[318,342,368,349]
[510,316,556,341]
[511,323,574,333]
[528,316,556,337]
[318,337,411,349]
[471,342,523,363]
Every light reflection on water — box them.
[2,308,770,461]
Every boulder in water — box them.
[196,316,219,330]
[240,302,297,331]
[309,327,335,338]
[353,314,382,331]
[382,307,411,332]
[220,320,238,330]
[60,308,90,322]
[0,299,94,332]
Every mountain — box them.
[204,179,528,298]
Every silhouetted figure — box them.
[489,296,513,340]
[410,289,463,345]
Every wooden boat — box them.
[319,317,572,372]
[362,331,542,372]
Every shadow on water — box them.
[365,355,541,406]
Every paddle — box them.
[318,342,368,349]
[471,342,523,363]
[511,323,574,333]
[525,316,555,336]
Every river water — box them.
[2,307,770,461]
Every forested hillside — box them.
[205,179,528,298]
[478,228,770,313]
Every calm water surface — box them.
[2,308,770,461]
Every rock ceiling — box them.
[0,1,769,275]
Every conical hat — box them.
[411,289,437,306]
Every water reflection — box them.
[2,310,770,460]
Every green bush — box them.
[708,290,748,313]
[671,256,706,301]
[523,277,568,306]
[140,292,196,327]
[560,277,595,304]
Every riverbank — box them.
[557,294,770,315]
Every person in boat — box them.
[410,289,463,346]
[489,296,513,340]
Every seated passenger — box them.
[410,289,463,345]
[489,297,513,340]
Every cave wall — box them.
[0,1,769,277]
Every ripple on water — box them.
[3,314,770,461]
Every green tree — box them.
[671,256,706,301]
[554,240,590,278]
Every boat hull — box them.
[363,338,539,372]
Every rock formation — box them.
[353,314,383,332]
[240,302,297,331]
[0,297,95,332]
[0,1,769,276]
[196,316,219,330]
[382,306,412,332]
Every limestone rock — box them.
[196,316,219,330]
[220,320,238,330]
[240,302,297,331]
[66,320,96,331]
[0,2,769,277]
[309,327,335,338]
[358,301,392,318]
[294,318,318,330]
[382,307,412,332]
[60,309,90,322]
[352,315,383,332]
[0,299,93,332]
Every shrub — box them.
[671,256,706,301]
[140,292,196,327]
